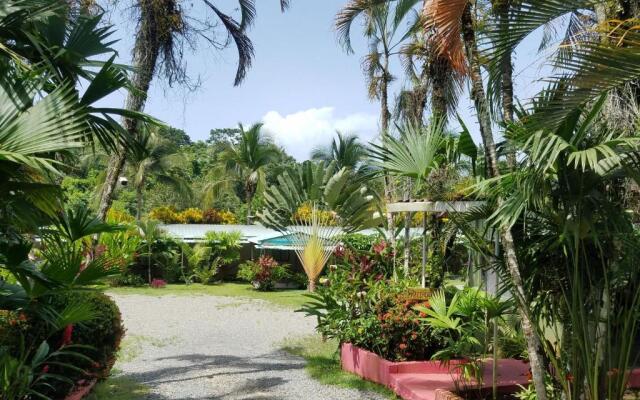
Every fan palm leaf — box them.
[369,122,445,184]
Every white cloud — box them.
[261,107,379,161]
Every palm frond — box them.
[368,122,445,183]
[422,0,468,74]
[204,0,254,86]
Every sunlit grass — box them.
[281,335,398,399]
[85,376,149,400]
[105,282,309,309]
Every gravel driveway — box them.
[109,294,384,400]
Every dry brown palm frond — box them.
[423,0,468,74]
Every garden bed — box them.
[341,344,640,400]
[341,343,530,400]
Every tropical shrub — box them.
[150,279,167,288]
[189,249,220,284]
[202,208,238,224]
[148,207,238,224]
[176,208,203,224]
[337,233,379,252]
[415,286,525,386]
[203,231,242,265]
[299,238,451,362]
[300,261,444,361]
[99,211,141,273]
[2,291,125,398]
[0,209,125,399]
[149,206,179,223]
[237,256,290,291]
[106,273,146,287]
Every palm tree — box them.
[426,1,640,397]
[127,128,191,220]
[98,0,292,220]
[136,219,166,284]
[423,1,546,396]
[311,131,365,170]
[0,2,153,231]
[336,0,420,244]
[215,123,278,224]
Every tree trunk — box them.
[381,53,396,246]
[136,177,145,221]
[499,2,516,170]
[308,278,316,292]
[97,1,161,220]
[461,4,548,400]
[430,53,450,124]
[246,191,253,224]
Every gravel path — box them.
[109,294,384,400]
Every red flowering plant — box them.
[300,233,446,362]
[237,255,290,291]
[374,298,444,361]
[150,278,167,288]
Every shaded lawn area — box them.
[281,335,398,399]
[105,282,309,309]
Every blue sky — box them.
[103,1,552,160]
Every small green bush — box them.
[107,273,146,287]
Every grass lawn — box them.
[85,376,149,400]
[281,335,398,399]
[106,282,309,309]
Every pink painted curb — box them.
[64,379,97,400]
[341,343,640,400]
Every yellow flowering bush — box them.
[106,208,135,223]
[292,203,337,226]
[149,206,179,223]
[176,208,203,224]
[148,207,237,224]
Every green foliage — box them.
[187,231,242,284]
[260,161,382,232]
[202,231,242,265]
[61,175,98,210]
[414,286,522,387]
[337,233,380,252]
[0,209,124,399]
[189,250,220,285]
[14,291,125,397]
[237,256,290,291]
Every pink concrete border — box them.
[342,343,640,400]
[64,379,97,400]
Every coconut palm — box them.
[311,131,366,170]
[209,123,278,224]
[98,0,292,220]
[127,128,191,220]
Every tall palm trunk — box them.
[461,5,547,400]
[430,53,450,122]
[98,1,161,220]
[498,1,516,170]
[381,52,396,246]
[246,188,254,224]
